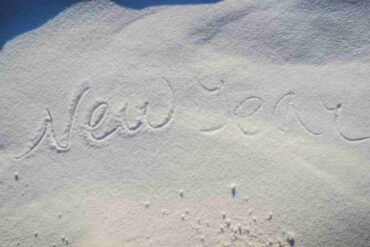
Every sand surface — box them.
[1,0,370,246]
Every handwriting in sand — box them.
[13,78,370,160]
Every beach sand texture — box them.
[1,0,370,246]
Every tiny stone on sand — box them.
[230,183,236,197]
[222,211,226,219]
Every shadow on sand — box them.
[0,0,221,49]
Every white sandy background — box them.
[1,0,370,246]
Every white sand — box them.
[1,0,370,246]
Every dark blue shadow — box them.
[112,0,221,9]
[0,0,81,49]
[0,0,221,49]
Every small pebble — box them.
[200,235,205,242]
[286,232,295,246]
[225,218,231,227]
[267,212,273,220]
[34,232,38,238]
[219,224,225,233]
[144,201,150,208]
[230,183,236,197]
[162,209,167,216]
[181,214,185,221]
[221,211,226,219]
[237,224,242,234]
[185,209,190,215]
[14,172,19,181]
[179,189,184,198]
